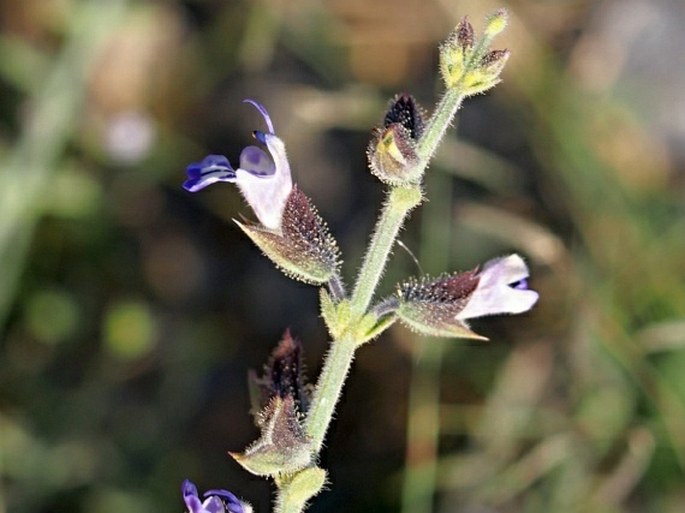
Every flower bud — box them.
[484,8,508,39]
[439,32,468,89]
[236,186,341,285]
[439,9,511,92]
[482,49,510,74]
[460,49,510,96]
[456,16,475,50]
[249,330,311,420]
[367,93,426,185]
[383,93,426,141]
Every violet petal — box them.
[239,146,276,177]
[182,480,206,513]
[243,99,275,134]
[184,154,236,192]
[204,489,243,513]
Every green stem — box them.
[302,184,422,463]
[416,88,464,164]
[273,14,512,512]
[304,333,357,452]
[303,85,470,463]
[281,88,469,513]
[289,47,480,513]
[350,185,423,318]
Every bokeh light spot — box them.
[24,288,80,345]
[103,300,156,359]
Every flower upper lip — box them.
[183,100,293,230]
[243,99,275,134]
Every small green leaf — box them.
[320,289,352,339]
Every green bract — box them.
[396,270,487,340]
[231,396,312,477]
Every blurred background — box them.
[1,0,685,512]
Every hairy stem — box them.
[287,40,485,513]
[350,185,423,319]
[416,88,464,165]
[304,333,356,452]
[303,87,469,467]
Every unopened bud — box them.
[484,8,508,39]
[460,49,510,96]
[440,9,511,91]
[439,32,468,89]
[249,330,311,421]
[482,49,510,70]
[383,93,426,141]
[456,16,474,50]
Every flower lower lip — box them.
[201,166,235,178]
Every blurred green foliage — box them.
[1,1,685,513]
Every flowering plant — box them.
[181,10,537,513]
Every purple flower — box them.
[456,254,538,321]
[184,100,293,230]
[182,479,249,513]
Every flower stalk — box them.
[181,10,535,513]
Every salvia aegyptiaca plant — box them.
[181,10,538,513]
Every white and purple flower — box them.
[182,479,250,513]
[397,254,538,339]
[184,100,341,285]
[184,100,292,231]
